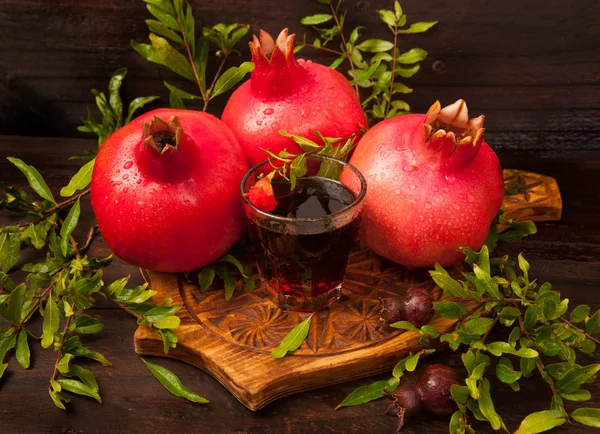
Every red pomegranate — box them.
[343,100,504,267]
[222,28,367,167]
[91,109,248,272]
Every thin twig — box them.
[480,315,499,345]
[559,317,600,345]
[535,357,572,423]
[384,22,399,117]
[18,277,58,328]
[203,54,229,111]
[176,17,207,102]
[16,188,90,227]
[49,316,74,384]
[301,43,344,56]
[80,225,99,254]
[328,0,360,97]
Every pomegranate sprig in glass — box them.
[241,155,366,312]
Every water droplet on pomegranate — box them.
[136,179,142,185]
[315,105,321,111]
[338,101,345,108]
[312,92,318,98]
[123,187,128,193]
[137,201,143,206]
[124,161,133,169]
[271,122,280,130]
[292,108,298,115]
[256,119,263,126]
[326,84,333,89]
[432,186,439,192]
[467,194,475,202]
[443,187,449,193]
[425,202,432,209]
[263,108,274,115]
[419,215,424,221]
[285,98,293,104]
[113,181,122,187]
[403,165,417,172]
[122,174,129,180]
[453,203,460,210]
[393,176,399,181]
[409,184,416,190]
[395,190,401,195]
[114,199,119,204]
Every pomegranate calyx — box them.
[250,28,296,64]
[424,99,485,147]
[143,115,183,154]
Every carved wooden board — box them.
[134,169,562,411]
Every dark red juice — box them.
[251,176,359,311]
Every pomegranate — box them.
[379,288,434,328]
[222,28,367,167]
[385,364,459,431]
[342,100,504,267]
[91,109,248,272]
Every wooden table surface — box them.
[0,135,599,433]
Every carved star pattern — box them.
[228,303,295,348]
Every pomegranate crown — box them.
[424,99,485,147]
[249,28,297,66]
[143,115,182,154]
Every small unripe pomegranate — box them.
[379,288,434,328]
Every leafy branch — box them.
[131,0,254,111]
[298,0,437,119]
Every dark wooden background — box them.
[1,1,600,433]
[2,0,600,151]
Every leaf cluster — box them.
[1,154,182,409]
[298,0,437,120]
[132,0,254,111]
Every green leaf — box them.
[214,266,235,301]
[60,159,95,197]
[404,352,420,372]
[63,336,112,366]
[279,130,321,152]
[0,363,8,379]
[0,232,21,273]
[355,39,394,52]
[57,378,102,404]
[164,81,200,100]
[398,21,438,34]
[521,357,536,377]
[586,310,600,334]
[571,408,600,427]
[390,320,418,332]
[473,264,501,299]
[197,266,215,292]
[153,316,180,329]
[59,197,81,256]
[41,296,60,348]
[271,315,312,359]
[56,353,75,375]
[495,357,521,384]
[7,283,25,324]
[289,154,307,190]
[146,19,184,44]
[336,379,389,408]
[463,317,494,335]
[142,359,208,403]
[104,277,128,298]
[477,378,503,430]
[570,305,590,323]
[429,269,468,298]
[148,33,196,81]
[209,61,254,99]
[451,384,470,405]
[49,389,67,410]
[561,389,591,401]
[7,157,56,204]
[555,364,600,394]
[142,305,181,322]
[300,14,333,25]
[169,92,186,109]
[126,96,160,124]
[395,48,428,64]
[108,67,126,127]
[15,329,30,369]
[329,55,346,70]
[514,410,567,433]
[377,9,396,28]
[523,305,540,330]
[63,364,99,391]
[146,3,179,29]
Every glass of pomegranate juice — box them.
[241,155,367,312]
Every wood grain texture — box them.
[0,136,598,433]
[1,0,600,151]
[134,169,562,411]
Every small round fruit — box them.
[416,364,460,416]
[404,288,434,327]
[91,109,248,272]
